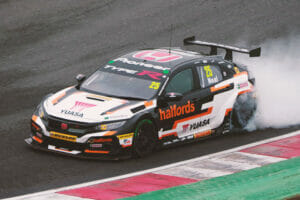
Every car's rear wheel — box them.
[231,92,257,129]
[133,119,157,157]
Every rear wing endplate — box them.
[183,36,261,61]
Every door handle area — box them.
[192,98,200,102]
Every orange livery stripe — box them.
[33,136,43,144]
[103,131,117,136]
[225,108,232,116]
[52,92,66,105]
[210,84,231,93]
[159,132,178,140]
[238,89,252,95]
[172,107,213,129]
[84,150,109,154]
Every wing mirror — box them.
[164,92,183,102]
[75,74,86,89]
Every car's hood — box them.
[44,87,150,123]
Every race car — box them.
[25,36,260,159]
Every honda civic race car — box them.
[25,36,260,159]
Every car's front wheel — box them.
[133,119,157,157]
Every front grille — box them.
[46,116,97,137]
[46,137,86,151]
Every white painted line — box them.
[158,165,233,179]
[4,130,300,200]
[235,151,286,163]
[13,193,91,200]
[209,157,261,170]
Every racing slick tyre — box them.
[133,119,157,157]
[231,92,257,130]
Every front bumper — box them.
[25,137,131,160]
[27,115,133,160]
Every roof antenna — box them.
[169,24,173,54]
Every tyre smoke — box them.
[238,35,300,129]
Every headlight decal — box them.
[103,131,117,136]
[38,106,44,119]
[38,104,48,120]
[97,121,126,131]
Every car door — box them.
[156,66,205,140]
[165,63,223,139]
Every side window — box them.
[197,65,223,88]
[165,68,194,94]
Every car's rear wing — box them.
[183,36,261,61]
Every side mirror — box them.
[164,92,183,102]
[75,74,86,89]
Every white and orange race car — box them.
[26,36,260,159]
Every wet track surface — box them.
[0,0,300,198]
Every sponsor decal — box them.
[104,65,138,74]
[50,131,77,142]
[190,119,210,130]
[90,144,103,148]
[159,101,195,120]
[61,101,96,117]
[182,124,189,133]
[114,57,170,71]
[238,82,249,89]
[123,138,131,144]
[105,64,164,80]
[117,132,134,147]
[92,138,112,143]
[70,101,96,112]
[137,70,163,80]
[61,110,84,118]
[117,132,134,140]
[61,123,68,130]
[133,50,182,63]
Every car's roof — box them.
[120,48,203,70]
[102,48,232,82]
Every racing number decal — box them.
[149,82,161,90]
[204,65,213,78]
[234,66,240,74]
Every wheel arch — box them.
[133,113,158,133]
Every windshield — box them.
[81,71,162,100]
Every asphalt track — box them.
[0,0,299,199]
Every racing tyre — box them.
[133,119,157,157]
[232,92,256,129]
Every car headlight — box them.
[95,121,126,131]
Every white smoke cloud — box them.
[238,35,300,129]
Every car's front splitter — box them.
[25,136,132,160]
